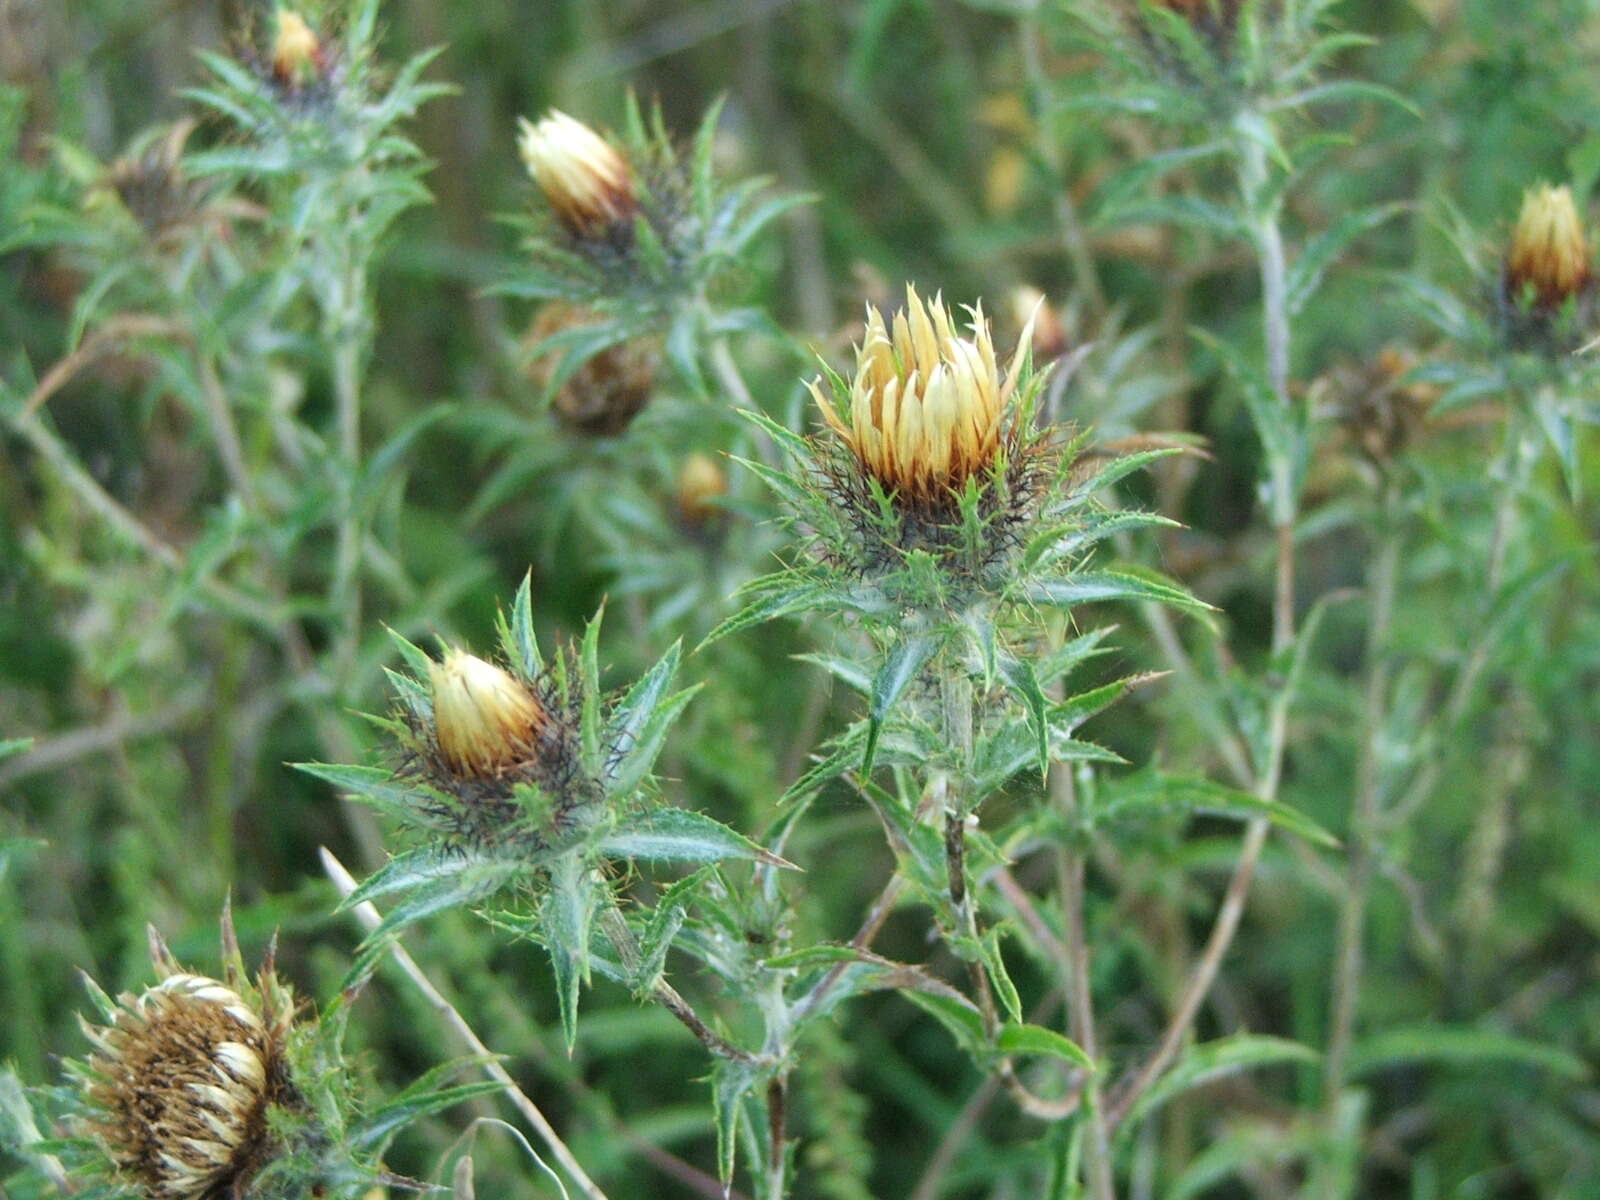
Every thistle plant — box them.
[503,97,806,401]
[7,2,1600,1198]
[299,577,784,1051]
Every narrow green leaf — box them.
[293,763,442,829]
[1025,570,1213,614]
[998,651,1051,779]
[1347,1027,1589,1082]
[997,1023,1094,1070]
[1121,1034,1319,1132]
[1099,770,1338,847]
[599,808,795,868]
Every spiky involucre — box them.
[811,285,1033,504]
[81,972,287,1199]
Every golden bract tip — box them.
[811,284,1029,502]
[83,973,275,1199]
[517,110,637,238]
[1507,183,1591,309]
[271,10,321,85]
[676,452,729,525]
[428,650,547,778]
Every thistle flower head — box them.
[102,120,203,238]
[811,285,1032,505]
[1506,183,1591,310]
[518,110,637,239]
[77,926,295,1200]
[676,452,729,526]
[429,649,548,778]
[526,302,659,435]
[271,9,321,86]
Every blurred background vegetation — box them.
[2,0,1597,1196]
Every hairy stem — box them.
[1108,126,1299,1129]
[329,273,367,691]
[598,899,760,1065]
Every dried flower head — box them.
[676,452,729,526]
[103,120,204,238]
[526,302,659,435]
[77,926,295,1200]
[1505,183,1591,310]
[811,285,1032,505]
[518,110,638,240]
[429,649,548,778]
[1329,345,1435,464]
[271,9,322,86]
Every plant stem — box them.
[1322,480,1400,1110]
[1381,405,1527,830]
[1107,124,1299,1129]
[321,849,612,1200]
[1055,766,1116,1200]
[597,899,761,1065]
[329,273,366,691]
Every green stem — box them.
[1322,480,1401,1111]
[1108,119,1299,1129]
[329,269,367,692]
[1055,766,1117,1200]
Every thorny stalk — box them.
[328,259,370,692]
[1382,403,1530,831]
[596,897,761,1066]
[1108,125,1299,1129]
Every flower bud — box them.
[271,10,321,86]
[428,650,547,778]
[676,452,728,526]
[517,110,637,239]
[527,302,658,436]
[82,973,278,1199]
[1011,285,1069,360]
[810,284,1030,504]
[1506,183,1591,309]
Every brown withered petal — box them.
[526,303,659,436]
[83,973,279,1199]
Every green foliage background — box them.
[1,1,1597,1196]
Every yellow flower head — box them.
[811,285,1032,503]
[517,110,637,238]
[271,10,321,85]
[1507,183,1591,309]
[428,649,547,778]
